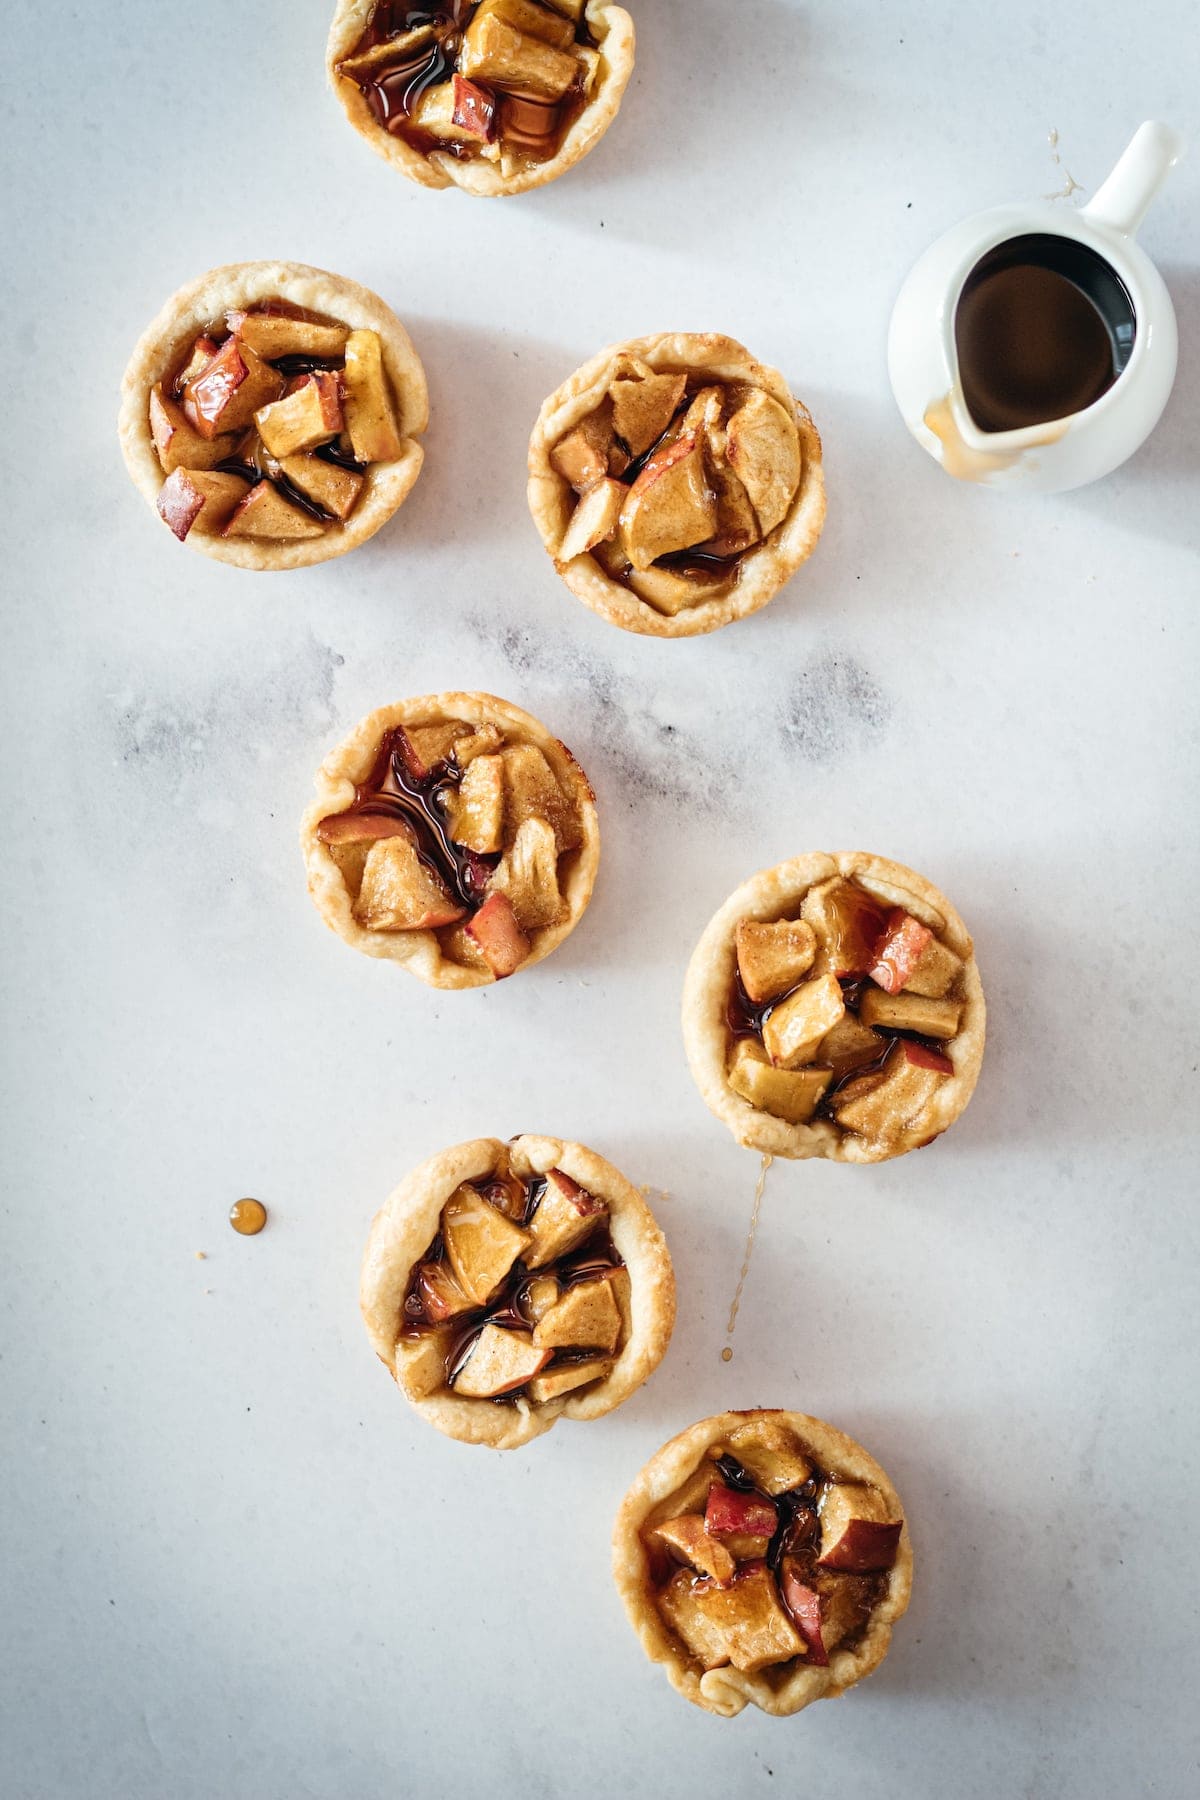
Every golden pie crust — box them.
[527,333,826,638]
[361,1135,676,1448]
[326,1,635,196]
[612,1408,913,1717]
[118,260,428,570]
[300,692,600,987]
[682,852,986,1161]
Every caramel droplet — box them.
[229,1198,267,1236]
[721,1347,733,1363]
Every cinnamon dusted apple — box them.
[327,0,634,195]
[360,1136,675,1448]
[528,334,827,637]
[119,261,428,569]
[613,1409,911,1717]
[301,693,599,988]
[682,853,985,1161]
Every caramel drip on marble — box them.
[721,1154,772,1361]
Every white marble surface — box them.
[2,2,1199,1795]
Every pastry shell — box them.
[118,260,428,570]
[300,692,600,987]
[361,1135,676,1448]
[682,852,986,1161]
[528,333,827,638]
[612,1408,913,1717]
[326,0,635,197]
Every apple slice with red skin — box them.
[903,1040,954,1075]
[870,909,934,994]
[465,892,531,978]
[705,1482,778,1541]
[317,811,412,847]
[184,335,284,440]
[156,468,248,541]
[452,73,497,139]
[414,1259,474,1323]
[778,1567,828,1667]
[817,1483,903,1572]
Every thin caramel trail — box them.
[721,1154,773,1361]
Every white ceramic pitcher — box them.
[888,122,1183,493]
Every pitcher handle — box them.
[1082,121,1184,236]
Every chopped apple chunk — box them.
[609,370,687,457]
[464,892,530,977]
[342,329,404,463]
[532,1277,622,1353]
[454,723,504,767]
[414,1259,475,1323]
[705,1482,778,1549]
[338,26,437,83]
[816,1014,886,1081]
[448,753,505,853]
[722,1419,814,1497]
[501,744,581,851]
[802,878,888,977]
[224,480,325,540]
[620,434,717,570]
[409,80,500,149]
[175,334,220,392]
[395,721,465,778]
[728,1039,830,1124]
[868,909,933,995]
[528,1357,611,1404]
[659,1563,805,1674]
[724,389,801,535]
[705,453,761,555]
[524,1167,606,1268]
[229,311,349,360]
[558,477,624,562]
[255,373,343,457]
[817,1483,903,1572]
[627,563,730,616]
[396,1326,454,1402]
[156,468,248,541]
[460,13,580,99]
[550,406,615,492]
[761,973,845,1069]
[183,335,284,440]
[779,1562,872,1664]
[278,454,364,521]
[651,1515,736,1585]
[520,1273,560,1324]
[857,988,961,1038]
[453,1324,550,1398]
[488,817,563,931]
[317,811,414,895]
[736,917,817,1003]
[833,1042,947,1146]
[442,1186,532,1306]
[354,835,466,931]
[903,935,964,1000]
[475,0,575,49]
[149,384,236,474]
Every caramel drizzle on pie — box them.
[340,2,596,167]
[335,726,494,912]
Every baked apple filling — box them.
[397,1154,629,1407]
[646,1420,901,1683]
[335,1,606,177]
[727,878,969,1156]
[150,302,403,546]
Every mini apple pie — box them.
[613,1409,911,1717]
[683,853,985,1161]
[362,1135,675,1447]
[301,692,599,986]
[327,1,634,196]
[119,261,428,569]
[528,334,826,637]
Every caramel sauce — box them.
[229,1198,267,1235]
[330,727,497,912]
[401,1171,625,1403]
[341,1,594,166]
[955,235,1135,434]
[721,1154,771,1363]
